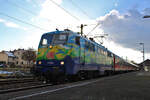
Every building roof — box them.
[139,59,150,67]
[5,51,15,57]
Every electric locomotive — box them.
[34,29,138,82]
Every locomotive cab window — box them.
[40,34,53,46]
[42,38,48,46]
[59,34,67,40]
[52,33,68,45]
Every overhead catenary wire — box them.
[68,0,93,19]
[0,12,49,31]
[6,0,37,16]
[86,22,104,45]
[67,0,104,46]
[49,0,80,21]
[6,0,100,37]
[86,23,100,36]
[6,0,52,23]
[4,0,81,32]
[67,0,101,38]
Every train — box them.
[33,29,138,82]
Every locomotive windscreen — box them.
[40,33,68,46]
[40,34,53,46]
[52,34,68,45]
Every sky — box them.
[0,0,150,63]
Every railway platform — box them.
[1,71,150,100]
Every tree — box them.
[22,48,36,67]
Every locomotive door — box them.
[75,36,85,65]
[80,39,85,65]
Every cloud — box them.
[5,22,20,28]
[0,18,27,30]
[0,18,5,22]
[39,0,80,27]
[97,8,150,53]
[24,0,149,63]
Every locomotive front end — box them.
[35,31,71,82]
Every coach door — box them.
[113,54,116,71]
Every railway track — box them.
[0,72,136,94]
[0,78,45,93]
[0,83,52,94]
[0,78,35,85]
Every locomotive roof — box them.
[44,29,75,35]
[44,30,122,58]
[44,30,111,52]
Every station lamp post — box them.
[139,43,145,70]
[139,43,145,62]
[141,15,150,70]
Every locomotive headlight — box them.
[60,61,64,65]
[49,45,53,49]
[38,61,42,64]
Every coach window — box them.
[95,46,98,53]
[101,50,104,55]
[89,43,92,51]
[98,48,101,54]
[108,52,112,57]
[75,36,80,45]
[104,51,106,55]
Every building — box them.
[0,49,35,67]
[13,49,28,67]
[139,59,150,71]
[0,51,16,67]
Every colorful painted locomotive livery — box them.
[34,29,138,82]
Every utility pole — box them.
[126,56,128,61]
[80,24,87,36]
